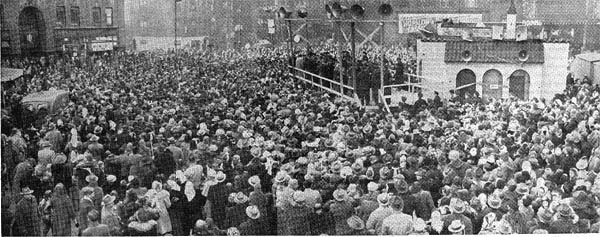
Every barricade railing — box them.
[379,89,391,114]
[288,66,361,106]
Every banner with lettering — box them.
[398,14,483,34]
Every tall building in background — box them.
[1,0,125,56]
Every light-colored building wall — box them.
[417,40,450,97]
[417,39,569,101]
[541,42,569,98]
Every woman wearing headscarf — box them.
[48,183,76,236]
[145,180,172,235]
[182,164,207,235]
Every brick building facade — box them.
[1,0,125,56]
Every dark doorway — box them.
[482,69,503,102]
[19,6,45,55]
[509,70,530,100]
[456,69,476,98]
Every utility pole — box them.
[583,0,591,51]
[379,21,384,104]
[337,20,343,95]
[351,21,357,95]
[174,0,178,53]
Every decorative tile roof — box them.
[444,40,545,64]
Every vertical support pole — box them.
[337,20,343,95]
[174,0,177,53]
[583,0,590,51]
[380,21,385,104]
[351,21,357,95]
[287,20,293,67]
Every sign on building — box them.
[398,14,483,34]
[90,42,114,51]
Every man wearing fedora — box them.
[12,187,41,236]
[309,203,335,235]
[367,193,394,233]
[238,205,267,235]
[441,198,473,234]
[549,203,578,233]
[206,171,231,229]
[278,190,311,235]
[226,192,249,228]
[395,179,416,215]
[347,215,370,235]
[37,139,56,166]
[529,207,553,233]
[13,157,36,197]
[379,195,414,235]
[44,123,64,153]
[83,174,104,212]
[330,189,354,235]
[78,186,96,234]
[82,209,110,236]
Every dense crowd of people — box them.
[2,44,600,236]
